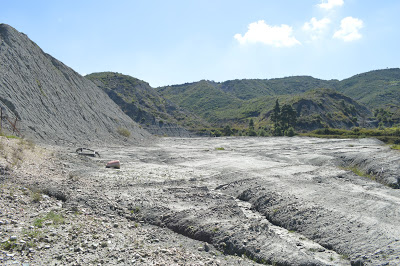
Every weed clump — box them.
[117,127,131,138]
[33,211,65,228]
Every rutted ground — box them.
[2,136,400,265]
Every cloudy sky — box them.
[1,0,399,87]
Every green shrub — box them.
[34,211,65,228]
[117,127,131,138]
[391,144,400,150]
[285,127,295,137]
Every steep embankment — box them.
[86,72,207,137]
[0,24,151,144]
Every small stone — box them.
[198,246,204,251]
[10,220,18,225]
[204,243,210,252]
[28,248,35,253]
[0,221,4,225]
[44,245,51,249]
[45,221,53,226]
[153,238,160,243]
[113,223,119,228]
[6,253,14,258]
[10,236,17,241]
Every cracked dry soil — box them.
[1,136,400,265]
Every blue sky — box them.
[1,0,400,87]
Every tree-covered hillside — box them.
[219,76,339,100]
[87,68,400,136]
[337,68,400,110]
[86,72,209,132]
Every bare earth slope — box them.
[0,24,151,145]
[4,136,399,265]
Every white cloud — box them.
[333,17,363,41]
[318,0,344,10]
[234,20,301,47]
[303,17,331,40]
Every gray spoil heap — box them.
[0,24,151,145]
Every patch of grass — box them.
[303,127,400,144]
[391,144,400,150]
[31,191,43,203]
[34,211,65,228]
[117,127,131,138]
[33,218,44,228]
[45,211,65,225]
[0,240,17,251]
[23,228,43,239]
[215,147,225,150]
[130,206,140,214]
[5,135,19,139]
[341,254,349,260]
[343,166,375,180]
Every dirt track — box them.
[43,136,398,265]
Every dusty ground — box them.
[1,136,400,265]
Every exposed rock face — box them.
[0,24,151,145]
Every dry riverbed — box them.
[1,136,400,265]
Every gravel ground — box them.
[1,136,400,265]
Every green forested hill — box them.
[87,68,400,135]
[219,76,339,100]
[157,80,243,124]
[337,68,400,110]
[85,72,209,131]
[210,88,371,130]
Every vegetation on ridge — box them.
[86,68,400,138]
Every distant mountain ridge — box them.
[85,69,399,133]
[153,69,399,130]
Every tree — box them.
[270,99,280,126]
[270,100,297,136]
[249,119,255,131]
[280,104,297,132]
[223,125,233,136]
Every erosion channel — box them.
[40,137,400,265]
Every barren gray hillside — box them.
[0,24,151,145]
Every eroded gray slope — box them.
[32,137,400,265]
[0,24,151,144]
